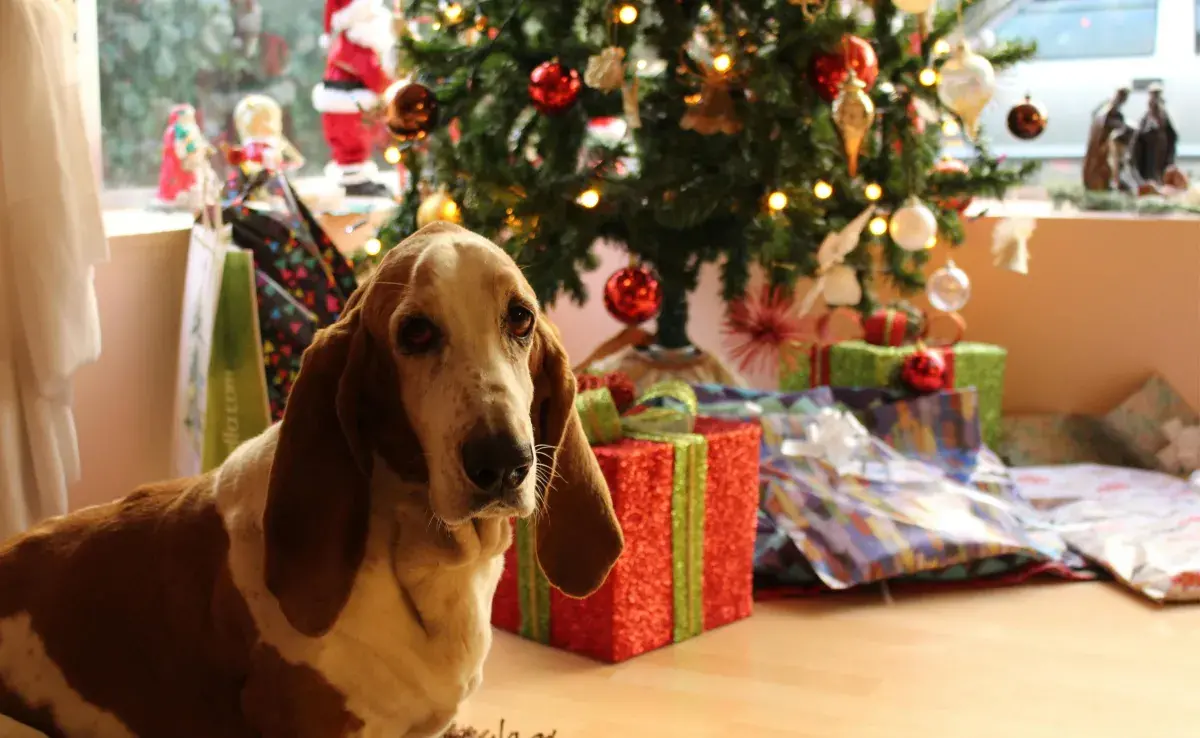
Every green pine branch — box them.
[370,0,1040,329]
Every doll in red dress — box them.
[311,0,396,198]
[152,104,215,210]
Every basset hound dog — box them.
[0,222,624,738]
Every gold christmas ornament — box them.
[786,0,827,19]
[416,187,462,227]
[937,40,996,140]
[584,47,626,92]
[831,69,874,177]
[680,70,741,135]
[622,78,642,129]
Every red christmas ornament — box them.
[603,265,662,325]
[386,82,439,142]
[529,60,582,116]
[1007,95,1048,141]
[932,158,973,213]
[808,36,879,104]
[899,347,948,394]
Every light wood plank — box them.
[460,583,1200,737]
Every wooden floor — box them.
[459,582,1200,737]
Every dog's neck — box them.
[216,429,511,733]
[368,458,513,577]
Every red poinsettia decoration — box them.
[723,285,806,374]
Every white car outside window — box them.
[946,0,1197,163]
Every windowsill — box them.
[102,195,1200,247]
[102,173,403,244]
[102,209,195,240]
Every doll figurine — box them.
[1131,84,1180,189]
[152,104,216,210]
[1082,86,1134,192]
[232,93,306,178]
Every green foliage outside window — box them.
[98,0,328,187]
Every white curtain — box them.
[0,0,108,540]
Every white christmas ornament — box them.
[937,41,995,140]
[926,260,971,313]
[888,197,937,252]
[992,216,1036,274]
[1158,419,1200,474]
[824,264,862,306]
[893,0,933,13]
[797,206,876,315]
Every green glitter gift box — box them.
[780,340,1007,448]
[491,383,762,663]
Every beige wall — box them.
[71,225,190,510]
[71,212,1200,509]
[548,213,1200,414]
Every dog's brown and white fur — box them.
[0,223,623,738]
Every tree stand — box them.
[575,278,746,392]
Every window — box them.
[97,0,326,190]
[992,0,1157,60]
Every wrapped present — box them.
[492,383,761,662]
[757,407,1069,591]
[865,390,1093,575]
[574,370,636,412]
[998,414,1143,468]
[1103,374,1199,472]
[781,339,1007,448]
[1013,465,1200,602]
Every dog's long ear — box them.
[264,298,373,637]
[530,318,623,597]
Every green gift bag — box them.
[201,248,272,471]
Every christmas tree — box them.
[374,0,1038,350]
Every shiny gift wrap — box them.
[492,384,761,663]
[1014,465,1200,602]
[780,340,1007,448]
[759,408,1068,591]
[1102,374,1199,472]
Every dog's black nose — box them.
[461,429,534,502]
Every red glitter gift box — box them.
[492,412,761,663]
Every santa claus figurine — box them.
[311,0,396,198]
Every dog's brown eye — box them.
[507,304,535,339]
[398,316,441,353]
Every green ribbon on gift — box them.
[512,380,709,644]
[520,384,705,643]
[514,517,551,643]
[575,380,699,444]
